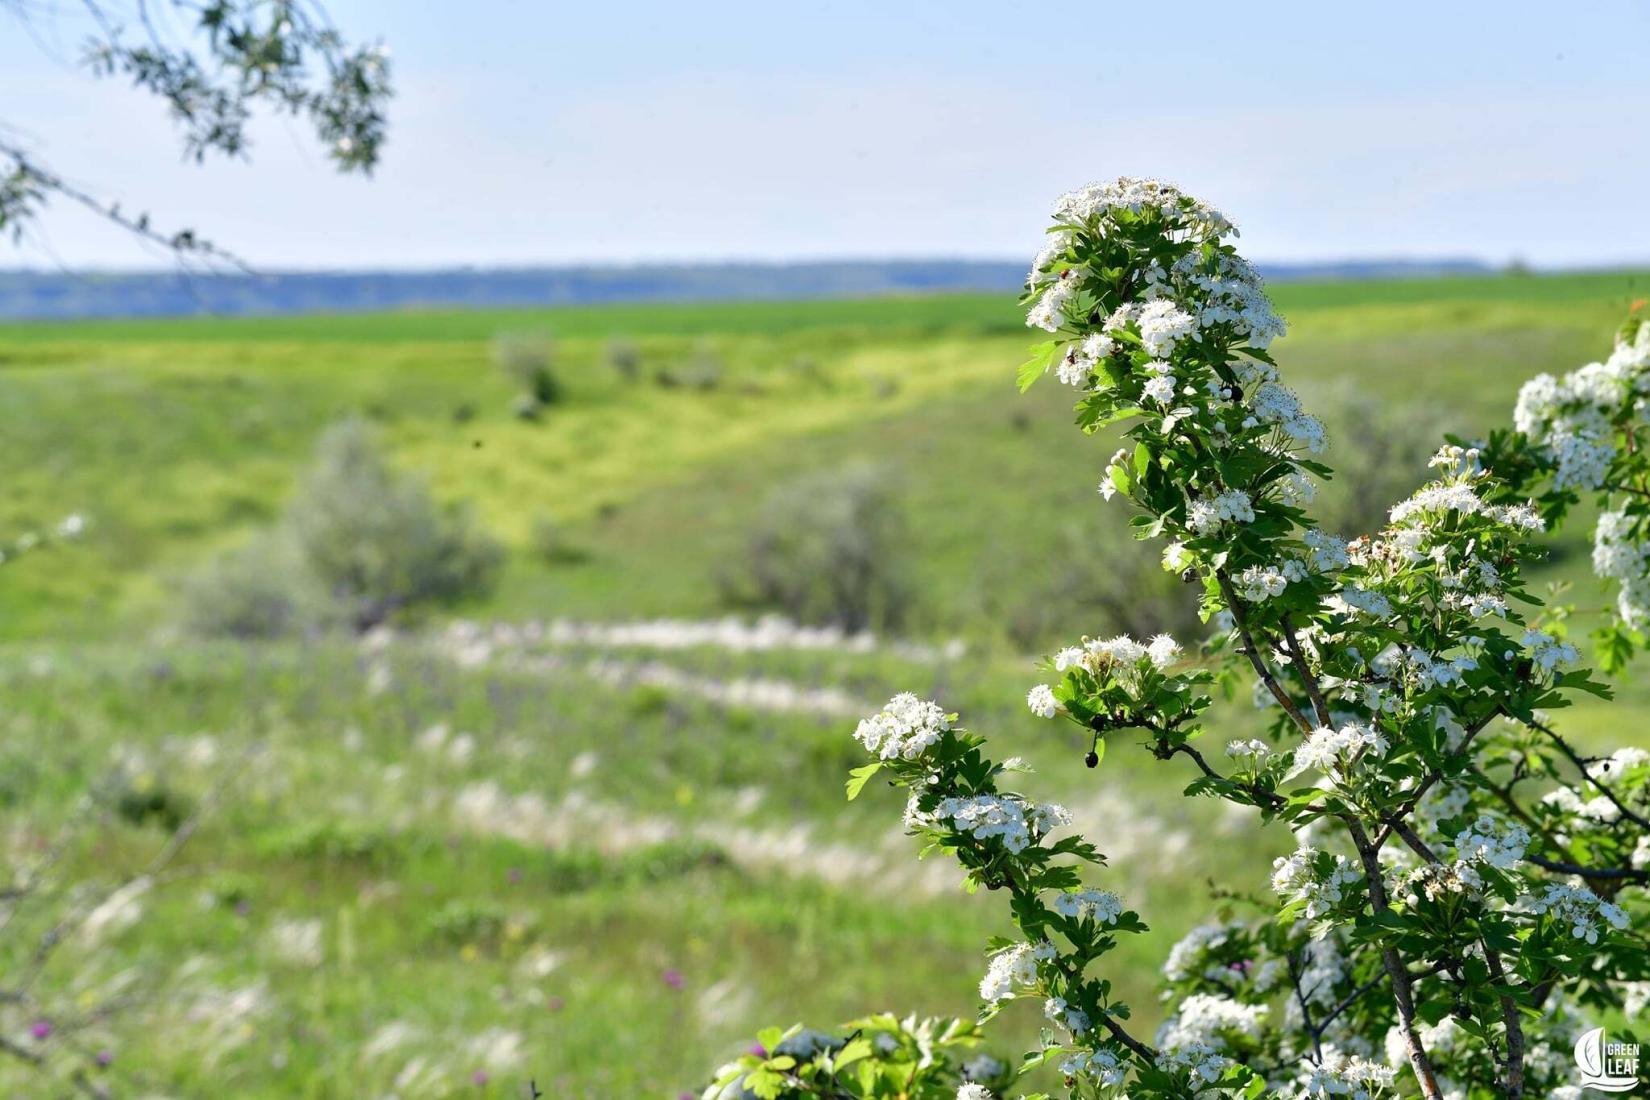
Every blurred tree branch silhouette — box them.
[0,0,390,264]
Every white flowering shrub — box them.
[697,179,1649,1100]
[1484,309,1650,669]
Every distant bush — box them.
[998,518,1202,652]
[606,338,641,380]
[719,463,910,633]
[178,530,320,639]
[530,514,587,564]
[654,344,723,390]
[493,332,561,418]
[1310,382,1451,538]
[182,419,501,636]
[287,419,503,631]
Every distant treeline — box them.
[0,258,1495,321]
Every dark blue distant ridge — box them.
[0,258,1495,322]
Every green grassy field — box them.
[3,271,1649,1096]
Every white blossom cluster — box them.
[1513,322,1650,490]
[1398,860,1485,903]
[1025,178,1285,393]
[1540,785,1622,824]
[1291,723,1389,780]
[1243,378,1327,453]
[979,940,1056,1003]
[1058,1047,1127,1085]
[1520,882,1630,944]
[1520,629,1579,672]
[1452,815,1531,870]
[1187,489,1256,534]
[1025,683,1059,718]
[956,1083,994,1100]
[1592,508,1650,627]
[1302,529,1350,572]
[1155,1042,1231,1085]
[1155,992,1267,1052]
[1387,480,1544,532]
[1225,739,1271,763]
[1289,1048,1397,1099]
[853,693,951,760]
[1051,887,1124,924]
[934,793,1070,855]
[1043,995,1092,1034]
[1161,922,1242,983]
[1236,559,1306,602]
[1052,632,1181,683]
[1049,177,1234,239]
[1271,847,1362,921]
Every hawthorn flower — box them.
[1043,996,1092,1033]
[935,794,1068,854]
[979,940,1055,1003]
[1521,882,1629,944]
[1453,816,1530,870]
[957,1084,995,1100]
[1226,739,1271,762]
[1162,922,1240,982]
[1272,847,1362,921]
[1059,1047,1127,1085]
[1156,1042,1231,1084]
[1186,489,1255,534]
[1051,888,1124,924]
[1142,374,1178,404]
[854,694,951,761]
[1026,684,1059,719]
[1155,993,1266,1051]
[1520,630,1578,672]
[1292,1049,1396,1099]
[1137,299,1199,358]
[1302,529,1349,572]
[1290,723,1389,779]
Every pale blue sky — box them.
[4,0,1649,269]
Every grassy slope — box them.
[3,270,1648,641]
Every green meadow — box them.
[2,270,1649,1096]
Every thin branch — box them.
[1484,948,1526,1099]
[0,141,252,270]
[1216,570,1313,732]
[1344,816,1444,1100]
[1279,615,1333,727]
[1528,718,1650,833]
[1526,855,1650,883]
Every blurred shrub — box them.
[719,463,910,633]
[1309,382,1450,538]
[287,419,503,631]
[181,419,501,636]
[97,770,193,832]
[530,514,588,564]
[606,338,641,380]
[178,530,320,639]
[655,344,723,390]
[493,332,561,418]
[995,518,1201,652]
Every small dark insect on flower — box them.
[1084,750,1100,769]
[1225,384,1243,402]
